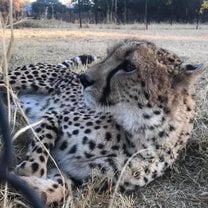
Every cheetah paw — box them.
[20,176,72,206]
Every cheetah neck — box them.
[111,103,165,134]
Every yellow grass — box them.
[0,21,208,208]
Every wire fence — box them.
[0,93,44,208]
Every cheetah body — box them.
[0,40,204,205]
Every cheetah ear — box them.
[182,63,205,76]
[174,63,205,87]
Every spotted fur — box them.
[0,41,204,206]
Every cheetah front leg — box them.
[16,112,59,178]
[15,111,74,206]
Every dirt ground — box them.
[0,21,208,208]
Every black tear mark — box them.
[99,60,133,105]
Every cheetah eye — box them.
[122,61,136,73]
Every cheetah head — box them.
[79,39,204,132]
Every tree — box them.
[78,0,82,27]
[0,0,9,14]
[200,0,208,12]
[28,0,208,24]
[93,0,98,24]
[14,0,26,18]
[200,0,208,23]
[32,0,68,19]
[0,0,29,20]
[144,0,148,29]
[123,0,127,23]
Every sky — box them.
[29,0,72,3]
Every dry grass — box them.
[0,20,208,208]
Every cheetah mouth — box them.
[98,92,114,106]
[82,89,97,108]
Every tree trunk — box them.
[51,3,54,19]
[124,0,127,24]
[107,5,110,23]
[185,7,188,23]
[144,0,148,30]
[196,10,199,30]
[78,0,82,28]
[170,4,173,26]
[69,9,72,22]
[94,0,98,24]
[114,0,117,24]
[44,7,48,19]
[110,0,114,23]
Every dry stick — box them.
[0,50,72,208]
[11,100,18,133]
[3,182,8,208]
[7,0,14,63]
[6,17,29,28]
[0,16,11,123]
[1,0,14,205]
[0,13,10,208]
[12,119,44,142]
[0,24,70,208]
[5,85,72,208]
[108,149,147,208]
[0,5,70,206]
[1,0,14,122]
[0,87,70,207]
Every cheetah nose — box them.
[79,73,94,88]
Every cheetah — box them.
[0,40,205,206]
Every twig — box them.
[6,0,14,66]
[12,119,44,142]
[0,14,11,123]
[108,149,147,208]
[6,17,30,28]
